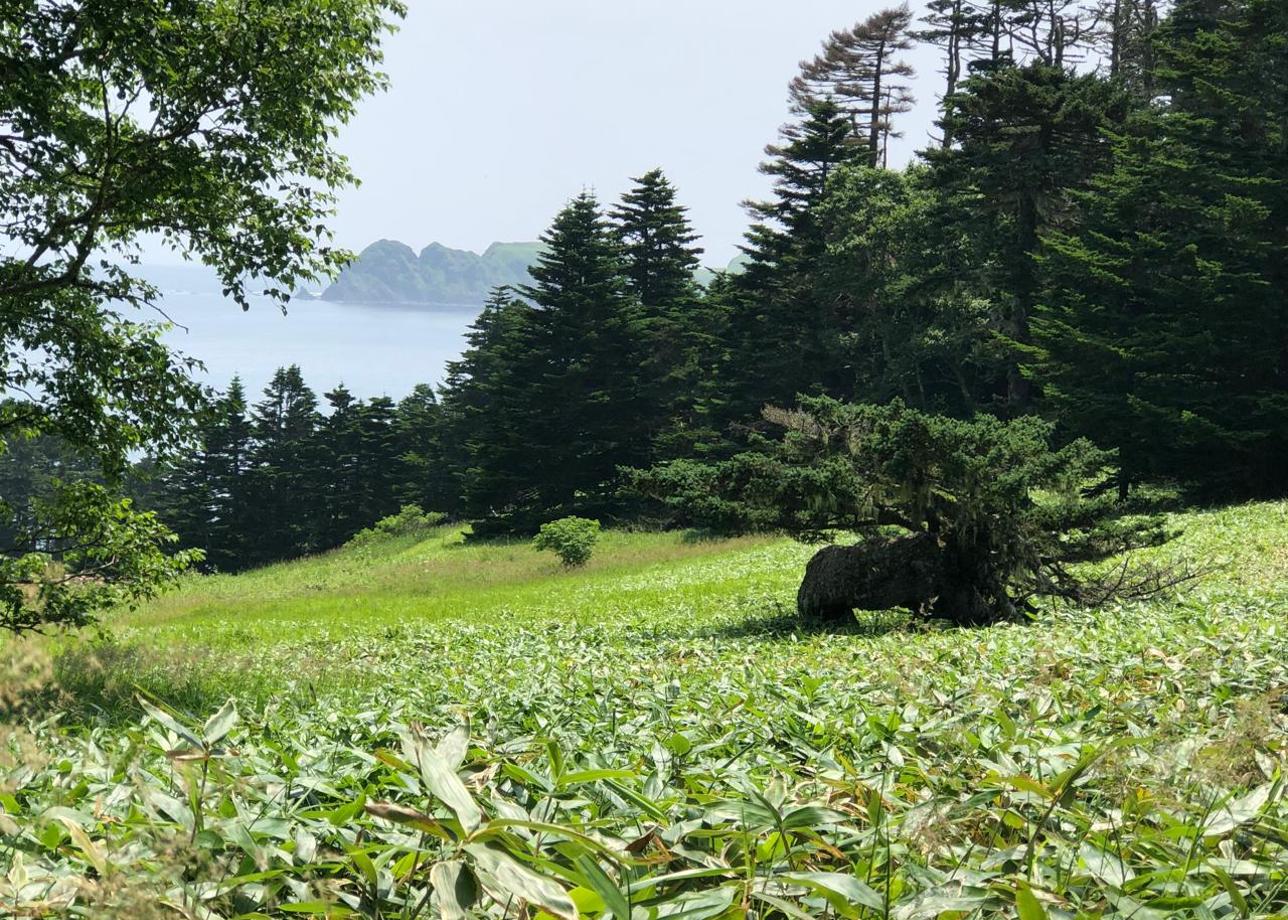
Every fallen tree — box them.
[633,398,1182,627]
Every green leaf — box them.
[56,816,107,876]
[430,860,478,920]
[202,699,239,746]
[779,871,885,913]
[280,902,355,916]
[573,854,631,920]
[436,719,471,771]
[654,886,736,920]
[1204,783,1272,836]
[403,727,483,833]
[138,696,202,749]
[346,844,378,888]
[465,842,578,920]
[1016,885,1048,920]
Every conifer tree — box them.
[613,170,704,310]
[917,0,988,147]
[244,366,322,563]
[928,63,1127,411]
[316,385,365,548]
[817,165,995,415]
[711,99,865,436]
[611,170,708,459]
[394,384,456,516]
[1033,0,1288,498]
[203,379,254,569]
[516,193,648,527]
[152,379,253,571]
[439,289,542,529]
[790,7,917,167]
[358,395,403,524]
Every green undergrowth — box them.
[2,503,1288,918]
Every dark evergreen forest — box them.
[42,0,1281,572]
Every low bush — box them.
[533,516,600,567]
[347,505,445,549]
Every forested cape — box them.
[79,0,1285,571]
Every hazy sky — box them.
[320,1,945,268]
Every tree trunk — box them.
[796,533,1014,628]
[796,533,942,625]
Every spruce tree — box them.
[917,0,988,147]
[928,63,1128,412]
[817,164,995,415]
[1033,0,1288,498]
[357,395,402,526]
[790,7,917,167]
[439,288,543,529]
[712,99,865,436]
[611,170,708,460]
[244,365,322,563]
[203,378,254,569]
[613,170,704,310]
[316,384,365,548]
[394,384,457,516]
[517,193,648,527]
[153,379,253,571]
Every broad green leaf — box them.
[57,817,106,875]
[403,728,483,833]
[436,719,471,771]
[655,886,736,920]
[465,842,578,920]
[202,699,239,746]
[138,696,202,749]
[1016,885,1048,920]
[778,871,884,913]
[430,860,478,920]
[573,854,631,920]
[1204,784,1272,836]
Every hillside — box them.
[318,238,749,304]
[8,502,1288,916]
[317,240,545,305]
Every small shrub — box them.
[533,517,601,567]
[348,505,446,549]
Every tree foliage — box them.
[1033,0,1288,499]
[532,516,601,568]
[0,0,404,630]
[635,398,1171,625]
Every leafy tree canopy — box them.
[0,0,405,631]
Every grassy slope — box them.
[5,502,1288,917]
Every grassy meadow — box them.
[3,502,1288,918]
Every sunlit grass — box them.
[3,502,1288,917]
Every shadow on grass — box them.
[687,603,921,641]
[1,636,298,729]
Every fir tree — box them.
[790,6,917,167]
[710,99,865,437]
[517,193,649,527]
[244,366,322,563]
[394,384,456,516]
[611,170,708,459]
[917,0,989,147]
[439,288,543,529]
[316,384,365,548]
[612,169,704,310]
[817,165,995,415]
[153,379,253,571]
[929,63,1128,411]
[1033,0,1288,498]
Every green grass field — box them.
[4,502,1288,918]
